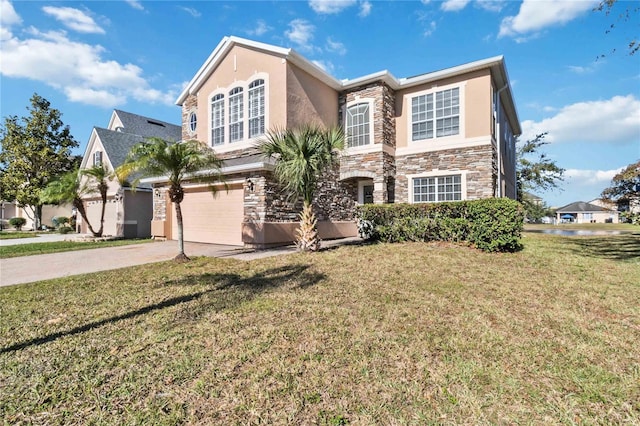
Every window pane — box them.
[211,95,225,146]
[346,103,370,147]
[248,80,265,138]
[229,88,244,142]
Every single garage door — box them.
[171,184,244,246]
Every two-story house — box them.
[146,36,521,247]
[79,110,181,238]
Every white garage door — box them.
[171,184,244,246]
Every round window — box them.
[188,111,197,133]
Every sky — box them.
[1,0,638,208]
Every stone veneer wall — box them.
[395,145,495,203]
[181,94,198,141]
[153,189,167,221]
[339,82,396,148]
[339,151,396,204]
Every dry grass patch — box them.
[1,232,639,424]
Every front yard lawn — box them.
[0,231,45,240]
[0,238,153,259]
[1,232,638,424]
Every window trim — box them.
[188,111,197,135]
[207,73,269,152]
[93,150,103,167]
[407,83,465,146]
[407,171,468,204]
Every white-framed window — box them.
[412,174,462,203]
[93,151,102,167]
[411,87,460,141]
[346,102,372,148]
[228,87,244,143]
[248,79,265,138]
[188,111,197,135]
[211,94,225,146]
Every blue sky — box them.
[1,0,638,207]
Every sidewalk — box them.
[0,237,362,288]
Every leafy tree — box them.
[117,137,224,261]
[601,160,640,214]
[258,125,345,251]
[595,0,639,57]
[516,132,565,203]
[41,165,113,237]
[0,93,78,229]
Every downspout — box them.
[495,84,509,198]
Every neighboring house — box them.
[0,200,71,230]
[523,192,543,206]
[78,110,181,238]
[146,36,521,247]
[556,201,619,224]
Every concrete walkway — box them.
[0,237,362,288]
[0,233,71,246]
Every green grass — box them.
[0,238,153,259]
[0,231,46,240]
[525,223,639,232]
[1,232,638,424]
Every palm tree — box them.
[117,137,224,261]
[258,125,344,251]
[41,166,108,237]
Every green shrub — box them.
[52,216,70,228]
[9,217,27,231]
[58,226,74,234]
[356,198,524,252]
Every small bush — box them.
[52,216,70,228]
[356,198,524,252]
[58,226,74,234]
[9,217,27,231]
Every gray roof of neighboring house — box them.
[556,201,613,213]
[113,110,182,141]
[94,128,152,188]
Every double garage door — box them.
[171,184,244,246]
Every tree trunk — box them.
[94,187,107,237]
[296,201,320,252]
[173,201,189,262]
[74,198,98,236]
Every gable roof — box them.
[556,201,615,213]
[110,110,182,141]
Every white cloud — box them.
[285,19,316,51]
[499,0,597,38]
[0,26,175,107]
[521,95,640,145]
[178,6,201,18]
[125,0,144,11]
[441,0,470,12]
[0,0,21,41]
[359,1,372,17]
[326,37,346,55]
[423,20,437,37]
[312,59,335,74]
[247,19,272,37]
[565,168,624,186]
[42,6,105,34]
[476,0,505,12]
[309,0,356,14]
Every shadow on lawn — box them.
[564,233,640,261]
[0,263,324,354]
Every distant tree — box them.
[516,132,565,202]
[0,93,78,230]
[258,125,345,251]
[117,137,224,261]
[41,165,113,237]
[595,0,639,57]
[601,160,640,209]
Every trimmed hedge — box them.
[356,198,525,252]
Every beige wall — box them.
[82,136,122,196]
[286,63,339,128]
[396,69,492,149]
[83,198,118,235]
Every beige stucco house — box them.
[146,36,521,247]
[78,110,181,238]
[556,201,619,224]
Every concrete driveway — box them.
[0,237,361,288]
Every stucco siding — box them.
[286,63,339,128]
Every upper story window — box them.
[188,111,197,134]
[228,87,244,143]
[248,79,265,138]
[93,151,102,167]
[346,102,371,148]
[211,94,225,146]
[411,87,460,141]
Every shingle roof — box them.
[113,110,182,141]
[95,128,146,169]
[556,201,612,213]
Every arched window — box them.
[248,79,265,138]
[229,87,244,142]
[188,111,197,134]
[211,94,225,146]
[346,102,371,147]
